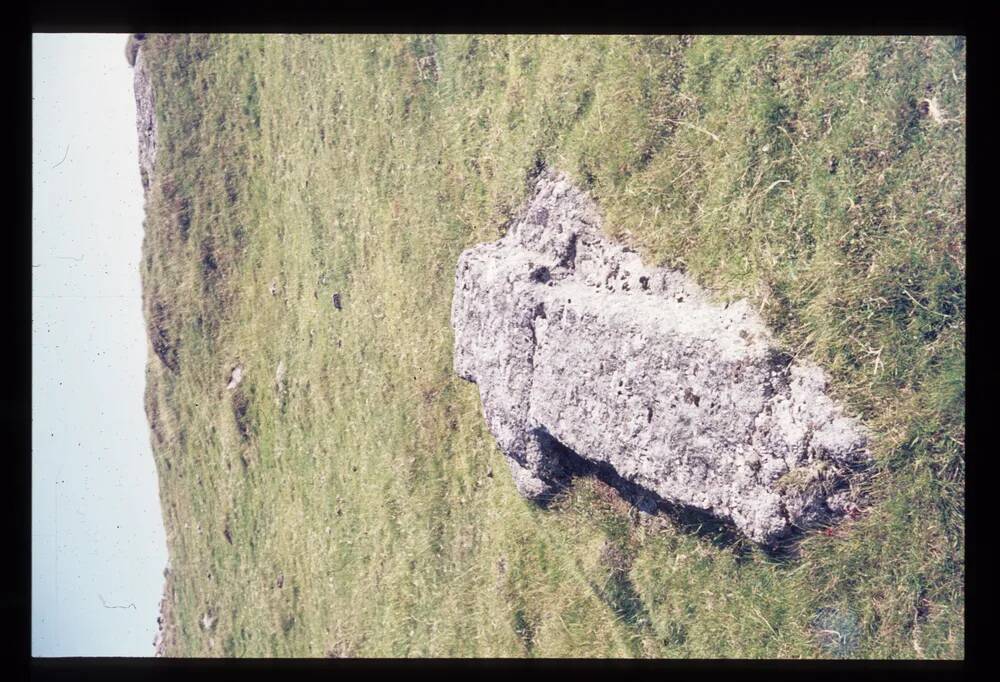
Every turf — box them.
[139,34,964,658]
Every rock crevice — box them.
[451,168,869,545]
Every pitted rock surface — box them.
[451,168,870,544]
[132,41,157,195]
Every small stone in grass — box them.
[226,365,243,390]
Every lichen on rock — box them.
[451,168,870,545]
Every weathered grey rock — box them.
[226,365,244,391]
[451,168,870,544]
[124,34,145,68]
[133,41,157,195]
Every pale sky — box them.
[32,33,168,657]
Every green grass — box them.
[139,34,964,658]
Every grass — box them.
[139,34,964,658]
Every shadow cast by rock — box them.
[530,429,755,559]
[532,427,876,563]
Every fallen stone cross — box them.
[451,168,870,545]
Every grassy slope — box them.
[140,34,964,658]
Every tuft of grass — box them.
[139,34,964,658]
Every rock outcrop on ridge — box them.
[130,35,157,196]
[451,168,870,545]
